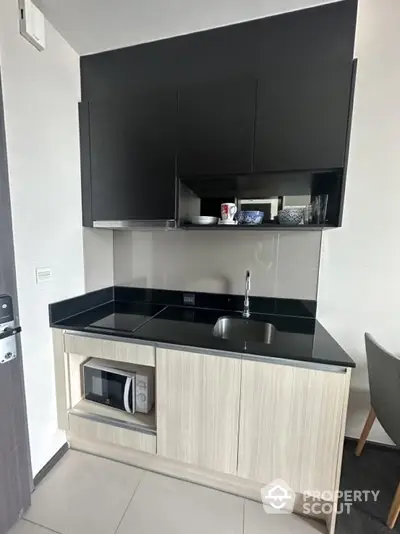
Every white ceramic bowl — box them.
[189,216,218,225]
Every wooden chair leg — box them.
[387,482,400,529]
[355,407,376,456]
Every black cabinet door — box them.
[178,79,257,177]
[254,61,354,172]
[88,89,177,222]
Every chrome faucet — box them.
[243,270,251,318]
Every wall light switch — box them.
[19,0,46,52]
[36,267,52,284]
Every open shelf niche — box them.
[68,353,156,436]
[179,169,345,229]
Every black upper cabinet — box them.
[79,1,358,227]
[81,1,357,101]
[86,89,177,223]
[254,61,354,172]
[177,79,257,177]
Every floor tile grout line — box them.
[23,518,63,534]
[113,469,148,534]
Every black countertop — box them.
[49,286,355,368]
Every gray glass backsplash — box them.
[113,230,322,300]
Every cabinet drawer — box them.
[68,413,156,454]
[64,333,155,367]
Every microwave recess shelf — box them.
[70,398,156,435]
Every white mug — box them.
[221,203,237,221]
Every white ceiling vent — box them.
[19,0,46,51]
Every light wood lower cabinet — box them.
[69,413,156,454]
[237,359,350,495]
[53,328,351,533]
[156,348,241,475]
[53,329,157,452]
[64,333,155,367]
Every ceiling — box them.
[33,0,341,56]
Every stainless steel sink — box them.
[213,316,275,344]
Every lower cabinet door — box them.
[238,359,349,495]
[156,348,241,475]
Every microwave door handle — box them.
[123,377,133,414]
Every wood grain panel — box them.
[72,398,156,433]
[156,348,241,475]
[69,413,156,454]
[64,333,155,366]
[238,359,349,494]
[52,328,70,430]
[328,369,351,534]
[68,353,89,407]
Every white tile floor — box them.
[9,450,326,534]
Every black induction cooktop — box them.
[53,300,165,333]
[88,302,165,332]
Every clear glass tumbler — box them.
[303,205,313,225]
[312,194,328,224]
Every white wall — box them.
[0,1,85,474]
[114,230,322,300]
[317,0,400,445]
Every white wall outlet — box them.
[19,0,46,52]
[36,267,52,284]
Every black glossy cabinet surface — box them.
[81,1,357,101]
[84,89,177,223]
[79,1,358,228]
[178,79,257,177]
[254,61,354,172]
